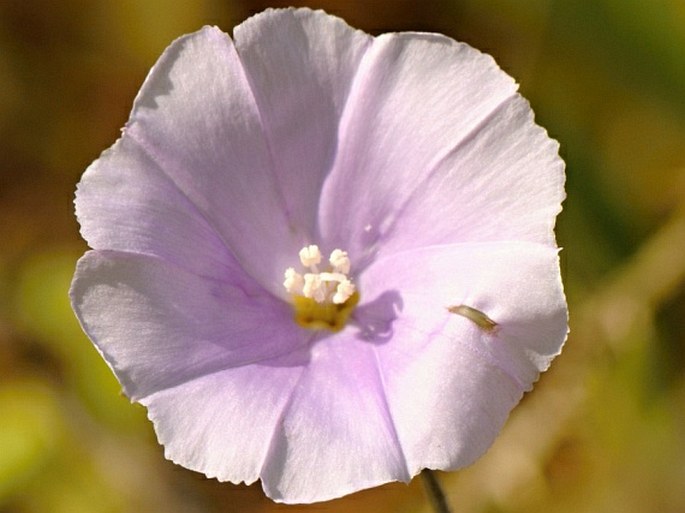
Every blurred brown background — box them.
[2,0,685,512]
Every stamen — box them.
[319,271,347,284]
[299,245,322,269]
[303,273,326,303]
[283,267,304,295]
[284,246,358,331]
[333,278,355,304]
[329,249,351,274]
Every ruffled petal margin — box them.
[76,136,239,281]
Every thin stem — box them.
[420,469,453,513]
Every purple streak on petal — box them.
[70,251,310,401]
[76,136,241,281]
[356,241,567,474]
[260,333,410,503]
[233,9,372,242]
[124,26,301,296]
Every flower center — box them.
[283,245,359,332]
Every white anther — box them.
[299,245,322,268]
[283,267,304,295]
[303,273,327,303]
[329,249,351,274]
[332,279,355,304]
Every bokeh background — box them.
[2,0,685,512]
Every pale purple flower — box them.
[70,8,567,504]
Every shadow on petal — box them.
[351,290,403,344]
[132,36,187,112]
[259,289,404,369]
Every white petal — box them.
[355,241,567,474]
[70,251,308,401]
[76,136,237,280]
[141,350,308,486]
[124,26,300,293]
[233,8,371,240]
[260,335,409,503]
[377,96,565,253]
[318,32,562,267]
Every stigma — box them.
[284,245,358,332]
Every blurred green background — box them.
[2,0,685,512]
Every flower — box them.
[70,7,568,504]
